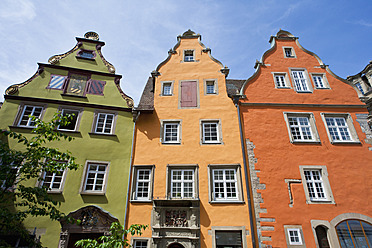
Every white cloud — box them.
[0,0,36,22]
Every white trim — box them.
[289,68,313,93]
[80,160,110,195]
[200,119,223,144]
[283,46,297,58]
[272,72,291,89]
[160,120,182,144]
[320,113,360,144]
[283,112,320,143]
[57,107,83,132]
[183,49,195,62]
[310,73,330,89]
[160,81,174,96]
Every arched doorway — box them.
[167,242,185,248]
[315,225,330,248]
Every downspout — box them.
[124,110,140,228]
[233,95,258,248]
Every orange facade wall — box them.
[240,32,372,247]
[126,34,254,248]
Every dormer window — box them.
[76,49,96,60]
[184,50,194,62]
[283,47,296,58]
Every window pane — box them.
[216,231,242,247]
[59,110,79,131]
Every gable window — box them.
[17,105,44,127]
[76,49,96,59]
[201,120,222,144]
[311,73,330,89]
[272,73,290,88]
[47,75,67,90]
[131,165,154,202]
[204,80,217,94]
[184,50,194,62]
[162,82,173,96]
[299,166,335,204]
[87,80,106,95]
[284,112,319,143]
[290,69,312,92]
[65,73,89,96]
[283,47,296,58]
[321,113,359,143]
[58,109,81,131]
[336,220,372,248]
[180,80,198,108]
[40,169,66,193]
[81,161,109,195]
[94,113,115,134]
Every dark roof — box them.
[226,79,245,97]
[136,77,154,111]
[135,78,245,112]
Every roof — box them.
[135,78,245,112]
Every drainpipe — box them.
[233,95,258,248]
[124,110,140,228]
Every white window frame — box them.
[183,50,195,62]
[57,107,83,132]
[131,238,151,248]
[170,169,194,199]
[289,68,312,93]
[204,79,218,95]
[161,120,181,144]
[92,111,117,135]
[272,72,291,88]
[283,46,296,58]
[166,165,198,200]
[201,120,222,144]
[284,225,306,247]
[16,104,45,128]
[310,73,330,89]
[283,112,320,143]
[208,164,244,203]
[320,113,360,144]
[80,161,109,195]
[299,165,335,204]
[39,169,67,193]
[131,165,154,202]
[161,81,174,96]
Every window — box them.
[272,73,290,88]
[0,167,17,191]
[17,105,44,127]
[167,165,198,199]
[77,49,96,59]
[131,166,154,201]
[201,120,222,144]
[133,240,148,248]
[161,82,173,96]
[321,113,360,143]
[315,226,330,248]
[284,112,320,143]
[311,73,329,89]
[40,169,66,193]
[81,162,109,195]
[212,226,247,248]
[161,120,181,144]
[355,82,365,94]
[179,80,198,108]
[94,113,116,134]
[299,166,335,204]
[87,80,106,95]
[184,50,194,62]
[47,75,67,90]
[284,226,305,247]
[283,47,296,58]
[204,79,218,94]
[290,69,312,92]
[65,73,89,96]
[58,109,81,131]
[336,220,372,248]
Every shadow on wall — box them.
[137,110,161,141]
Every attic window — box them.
[77,49,96,60]
[184,50,194,62]
[283,47,296,58]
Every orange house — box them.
[239,30,372,248]
[125,30,255,248]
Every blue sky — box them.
[0,0,371,104]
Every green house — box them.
[0,32,134,247]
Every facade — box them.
[0,32,134,247]
[239,30,372,247]
[125,30,255,248]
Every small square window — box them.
[65,74,89,96]
[290,69,312,93]
[321,113,360,143]
[311,74,329,89]
[184,50,194,62]
[133,240,148,248]
[77,49,96,59]
[94,112,116,134]
[283,47,296,58]
[87,80,106,95]
[284,112,320,143]
[81,162,109,195]
[40,167,66,193]
[288,228,302,245]
[272,73,290,88]
[161,120,181,144]
[204,79,218,95]
[17,105,44,127]
[162,82,173,96]
[48,75,67,90]
[201,120,222,144]
[58,109,81,131]
[131,166,154,201]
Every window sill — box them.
[130,199,152,203]
[162,142,181,145]
[276,87,292,89]
[80,191,106,196]
[291,140,321,144]
[9,125,34,130]
[61,93,87,98]
[330,140,361,145]
[57,129,81,134]
[160,94,173,97]
[209,200,245,204]
[88,132,116,137]
[315,87,331,90]
[47,190,63,194]
[306,199,335,204]
[76,56,95,61]
[295,91,313,93]
[201,142,223,145]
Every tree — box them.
[75,222,147,248]
[0,113,80,247]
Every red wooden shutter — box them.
[181,81,197,107]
